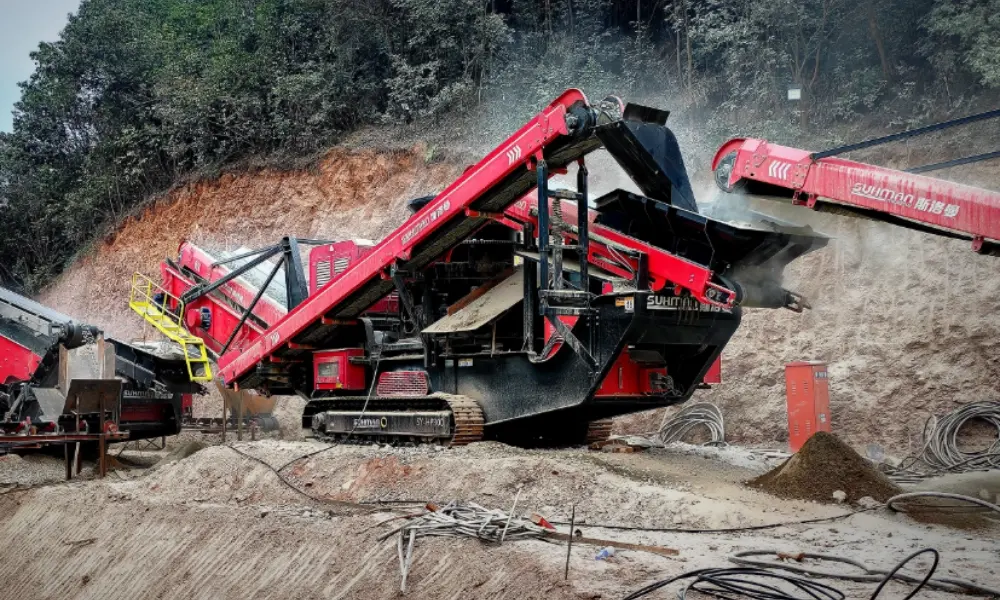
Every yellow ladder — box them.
[128,272,213,382]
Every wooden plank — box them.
[543,531,679,557]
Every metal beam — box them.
[219,258,283,356]
[182,246,282,304]
[812,109,1000,159]
[545,312,597,371]
[283,236,309,309]
[907,150,1000,174]
[537,159,550,314]
[577,161,589,288]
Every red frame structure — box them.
[175,241,288,327]
[502,194,736,306]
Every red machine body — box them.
[503,196,736,304]
[162,240,404,356]
[177,242,288,327]
[145,89,827,446]
[159,261,268,356]
[216,89,743,386]
[596,350,669,397]
[713,137,1000,251]
[0,336,42,385]
[216,89,595,384]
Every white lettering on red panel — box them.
[850,182,960,219]
[401,200,452,245]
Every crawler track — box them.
[306,393,485,447]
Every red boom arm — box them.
[713,138,1000,252]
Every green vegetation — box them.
[1,0,997,291]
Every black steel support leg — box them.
[392,268,423,331]
[282,236,309,310]
[537,159,549,315]
[577,161,589,287]
[523,254,537,354]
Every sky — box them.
[0,0,82,132]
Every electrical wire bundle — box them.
[915,401,1000,472]
[884,401,1000,483]
[623,548,993,600]
[658,402,726,446]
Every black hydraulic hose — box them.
[869,549,938,600]
[812,109,1000,159]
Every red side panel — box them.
[703,356,722,385]
[119,404,166,423]
[313,348,366,391]
[595,350,668,397]
[309,242,399,314]
[784,361,831,452]
[159,262,268,355]
[504,196,734,307]
[0,337,41,385]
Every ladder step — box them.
[130,272,214,383]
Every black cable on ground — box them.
[550,508,876,534]
[886,491,1000,517]
[224,444,372,512]
[276,443,337,472]
[276,354,383,473]
[883,402,1000,483]
[622,567,845,600]
[730,549,1000,597]
[623,548,992,600]
[869,549,938,600]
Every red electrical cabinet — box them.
[784,361,831,452]
[313,348,367,392]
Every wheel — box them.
[714,151,746,193]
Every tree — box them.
[925,0,1000,88]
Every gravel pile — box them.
[749,432,901,504]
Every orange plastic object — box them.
[784,361,831,452]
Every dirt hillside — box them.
[38,145,1000,454]
[39,145,461,340]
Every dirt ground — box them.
[0,436,996,600]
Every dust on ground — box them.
[617,190,1000,455]
[0,437,996,600]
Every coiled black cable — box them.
[623,548,955,600]
[622,567,844,600]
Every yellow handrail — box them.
[130,272,186,325]
[128,272,213,382]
